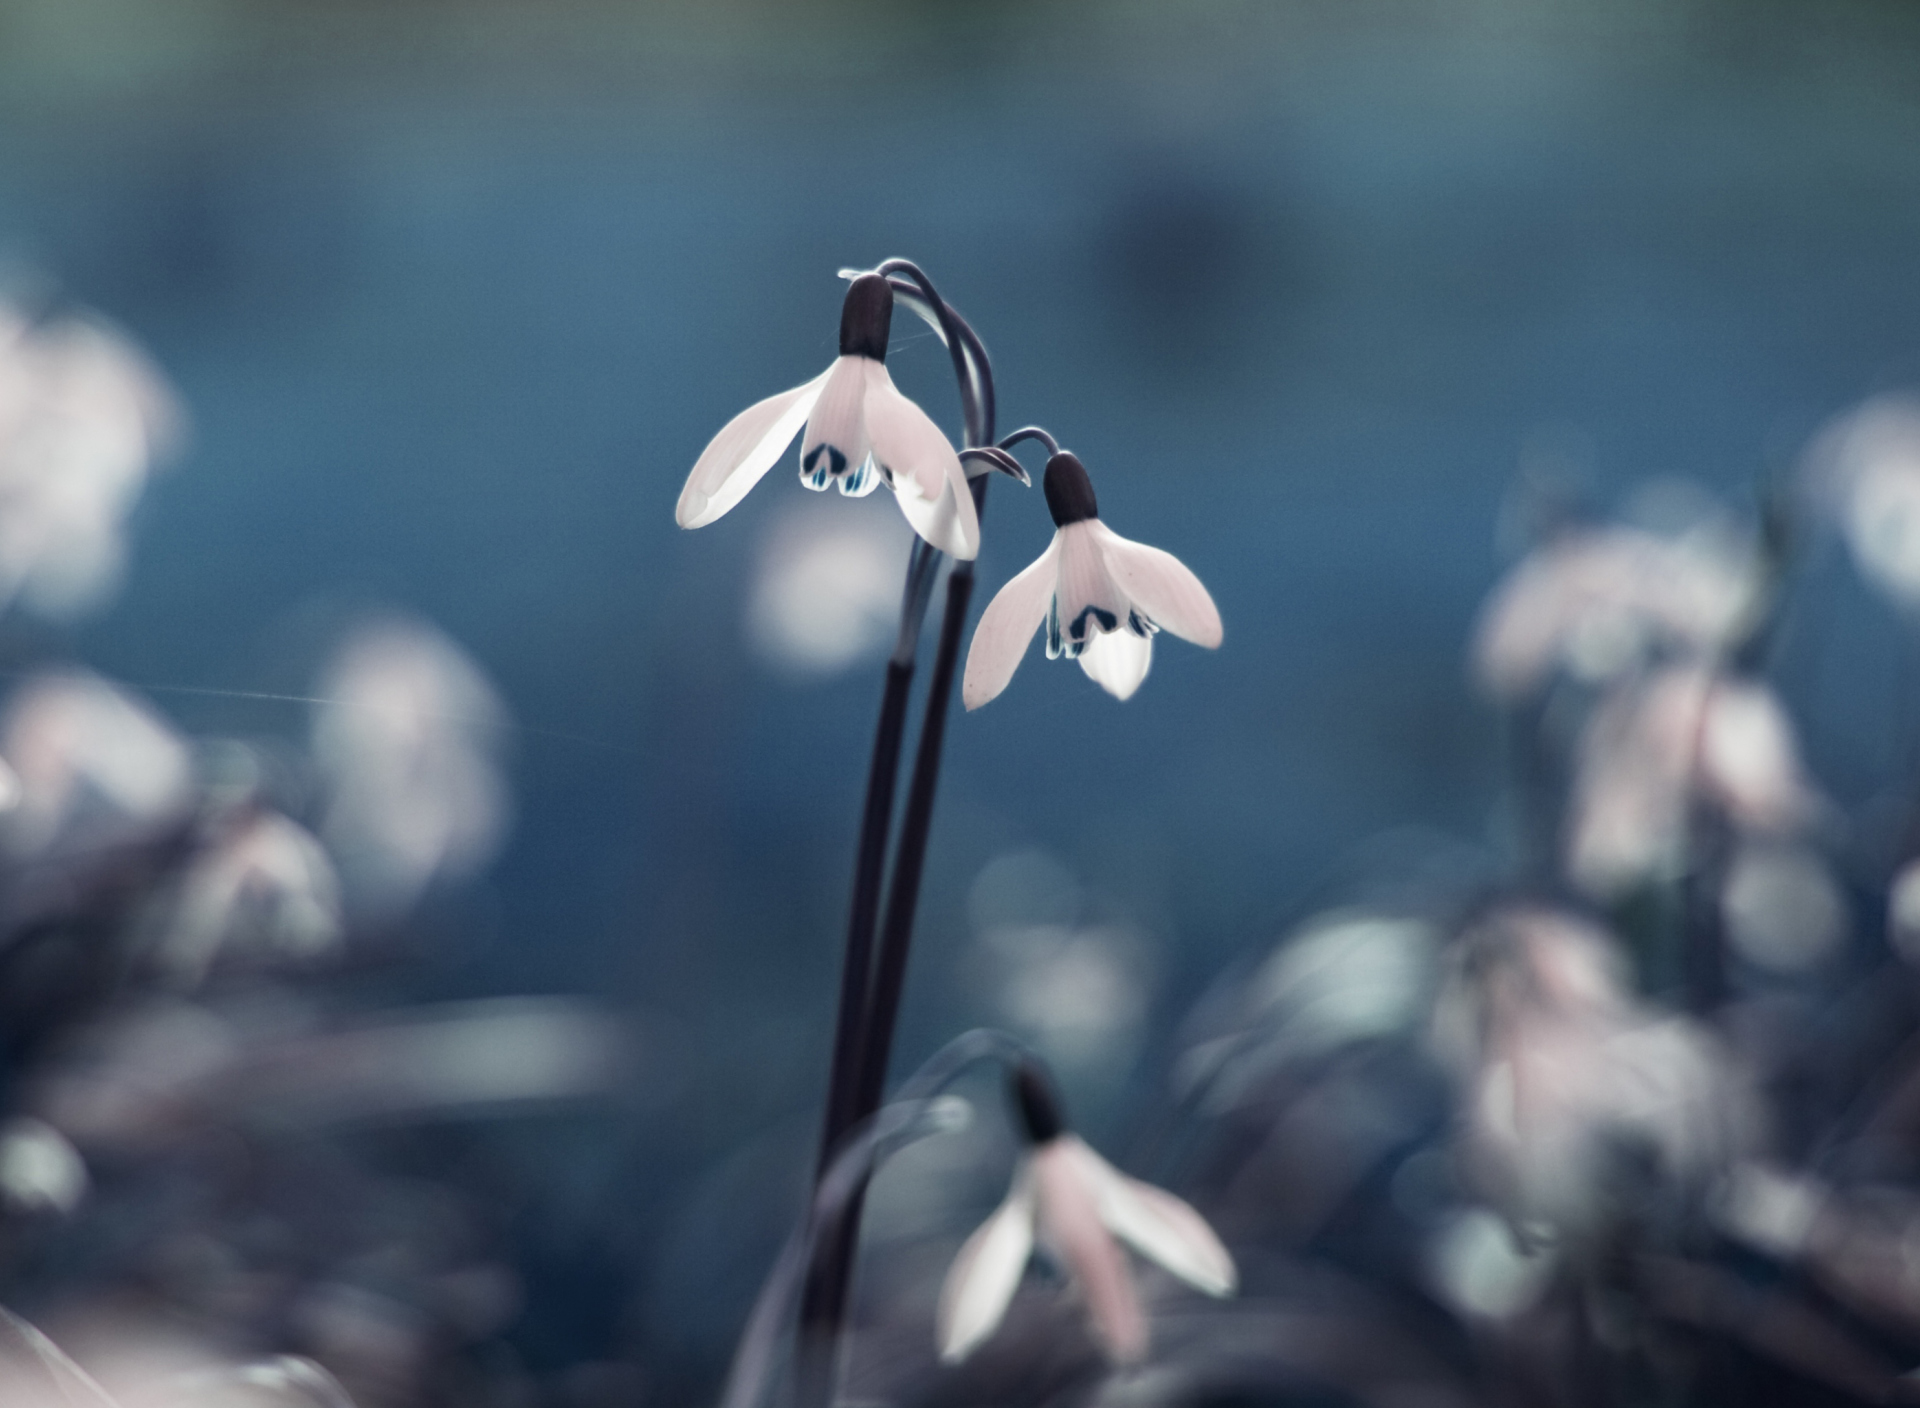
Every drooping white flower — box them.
[1431,907,1752,1244]
[675,274,980,560]
[936,1064,1235,1366]
[1471,522,1760,699]
[1564,663,1819,896]
[962,452,1221,708]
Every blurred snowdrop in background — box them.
[1804,394,1920,609]
[963,850,1154,1086]
[1565,663,1820,895]
[0,670,191,866]
[1718,840,1847,975]
[312,619,509,919]
[147,810,342,986]
[745,499,908,676]
[0,307,178,623]
[1472,511,1762,699]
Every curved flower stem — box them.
[734,1031,1036,1408]
[732,1093,973,1408]
[795,269,999,1408]
[852,495,985,1125]
[997,424,1060,457]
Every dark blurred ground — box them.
[3,0,1920,1397]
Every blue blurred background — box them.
[5,0,1920,1397]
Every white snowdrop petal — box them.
[962,540,1060,710]
[1077,628,1153,701]
[1087,1158,1236,1297]
[862,362,980,560]
[1051,523,1126,658]
[677,370,829,528]
[937,1169,1036,1363]
[1095,524,1223,648]
[799,356,873,493]
[1702,680,1812,828]
[1036,1138,1147,1364]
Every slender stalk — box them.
[816,543,941,1178]
[793,267,996,1407]
[815,658,911,1176]
[852,538,982,1123]
[794,268,998,1408]
[797,478,994,1408]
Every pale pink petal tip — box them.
[1037,1139,1148,1364]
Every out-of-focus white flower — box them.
[1887,859,1920,967]
[676,273,979,559]
[1433,907,1752,1242]
[0,307,181,622]
[937,1065,1235,1365]
[963,451,1221,707]
[980,921,1151,1076]
[1566,665,1819,896]
[1427,1206,1556,1321]
[154,810,342,985]
[1720,841,1846,974]
[1802,394,1920,608]
[0,1117,86,1215]
[967,849,1154,1079]
[0,670,193,861]
[1179,909,1438,1115]
[746,501,908,674]
[313,618,508,916]
[1472,522,1760,698]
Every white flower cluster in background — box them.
[0,304,180,622]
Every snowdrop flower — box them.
[314,618,509,917]
[937,1064,1235,1365]
[1564,664,1819,896]
[962,452,1221,708]
[1802,393,1920,609]
[0,670,193,861]
[1472,522,1760,698]
[156,808,343,985]
[675,273,980,559]
[0,306,182,622]
[1432,907,1751,1243]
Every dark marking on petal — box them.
[1042,452,1099,527]
[1069,605,1118,643]
[839,274,894,362]
[804,444,848,479]
[1012,1062,1068,1145]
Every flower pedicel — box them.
[675,273,981,560]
